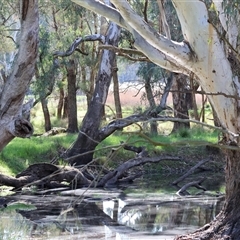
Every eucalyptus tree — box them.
[70,0,240,239]
[0,0,38,150]
[33,27,56,132]
[137,62,163,134]
[34,0,100,133]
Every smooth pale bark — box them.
[72,0,237,136]
[213,0,238,48]
[71,0,240,238]
[0,0,38,150]
[71,0,190,75]
[172,1,236,134]
[110,0,190,63]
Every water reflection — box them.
[0,191,224,240]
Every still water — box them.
[0,186,224,240]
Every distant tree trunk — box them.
[57,83,64,119]
[66,22,121,166]
[171,74,190,132]
[190,76,200,121]
[41,99,51,132]
[112,60,122,119]
[144,75,158,135]
[62,96,68,119]
[66,60,78,133]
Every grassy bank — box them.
[0,126,220,176]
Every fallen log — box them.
[98,155,182,187]
[176,178,206,196]
[0,163,91,190]
[172,157,211,185]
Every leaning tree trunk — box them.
[66,22,121,166]
[0,0,38,151]
[66,59,78,133]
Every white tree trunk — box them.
[72,0,238,137]
[70,0,240,238]
[0,0,38,150]
[172,1,237,135]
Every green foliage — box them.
[2,202,37,212]
[222,0,240,20]
[137,62,164,82]
[0,1,18,54]
[0,125,219,176]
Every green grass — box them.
[0,98,220,178]
[0,126,219,176]
[0,134,77,175]
[95,126,219,166]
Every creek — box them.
[0,174,225,240]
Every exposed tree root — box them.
[175,210,240,240]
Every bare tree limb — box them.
[53,34,105,58]
[176,178,206,196]
[172,158,211,185]
[97,155,182,187]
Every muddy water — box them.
[0,185,224,240]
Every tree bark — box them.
[0,0,38,150]
[69,1,240,238]
[66,22,121,166]
[112,59,122,119]
[62,95,68,119]
[171,73,190,132]
[189,76,200,121]
[66,59,78,133]
[57,83,64,119]
[41,98,51,132]
[144,71,158,135]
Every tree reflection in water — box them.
[0,191,224,239]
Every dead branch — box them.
[122,142,149,157]
[172,157,211,185]
[176,178,206,196]
[41,127,66,136]
[97,155,181,187]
